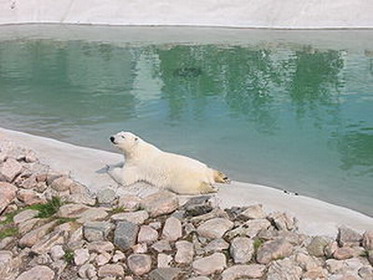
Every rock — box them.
[239,204,266,220]
[0,182,17,214]
[221,264,266,280]
[303,267,328,279]
[111,210,149,224]
[256,238,294,264]
[268,212,297,231]
[267,258,303,280]
[19,220,57,247]
[369,250,373,265]
[204,238,229,253]
[358,266,373,279]
[188,277,210,280]
[184,196,214,217]
[96,252,111,266]
[0,250,13,264]
[175,240,194,264]
[87,241,115,253]
[15,265,55,280]
[149,268,182,280]
[307,236,330,257]
[132,243,148,253]
[363,230,373,250]
[97,189,116,205]
[17,189,46,205]
[31,230,66,254]
[337,226,363,247]
[197,218,234,239]
[334,247,355,260]
[78,263,97,279]
[230,237,254,264]
[77,208,109,223]
[74,248,90,266]
[13,209,39,224]
[19,175,38,189]
[18,218,42,235]
[67,193,96,206]
[50,245,65,261]
[51,176,74,192]
[157,253,172,268]
[294,252,322,271]
[1,158,22,182]
[149,221,162,230]
[83,221,114,242]
[57,203,90,218]
[141,191,179,217]
[138,225,159,244]
[127,253,152,276]
[152,240,172,253]
[192,252,226,275]
[112,250,126,262]
[98,264,125,278]
[162,217,182,241]
[0,237,14,250]
[118,194,142,211]
[324,240,339,258]
[114,221,139,250]
[242,219,271,238]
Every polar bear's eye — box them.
[121,135,125,139]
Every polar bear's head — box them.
[110,131,140,153]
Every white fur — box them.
[108,131,217,194]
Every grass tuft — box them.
[64,249,75,264]
[109,206,126,215]
[0,226,18,239]
[29,196,63,218]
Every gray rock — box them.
[152,240,172,253]
[111,210,149,224]
[13,209,39,224]
[162,217,182,241]
[239,204,266,220]
[1,158,22,182]
[98,264,125,278]
[337,226,363,247]
[118,194,142,211]
[149,268,182,280]
[141,191,179,217]
[204,238,229,253]
[15,265,55,280]
[138,225,159,244]
[363,230,373,251]
[369,250,373,266]
[83,221,114,242]
[267,258,303,280]
[0,182,18,214]
[175,240,194,264]
[127,253,152,276]
[74,248,90,266]
[184,196,214,217]
[230,237,254,264]
[221,264,266,280]
[256,238,294,264]
[157,253,172,268]
[50,245,65,261]
[197,218,234,239]
[114,221,139,250]
[97,189,116,205]
[192,252,226,275]
[307,236,330,257]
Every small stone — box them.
[57,203,90,218]
[162,217,182,241]
[221,264,266,280]
[132,243,148,253]
[138,225,159,244]
[184,196,214,217]
[0,250,13,264]
[230,237,254,264]
[242,219,271,238]
[294,252,322,271]
[0,237,14,250]
[188,278,210,280]
[307,236,330,257]
[337,226,363,247]
[83,221,114,242]
[111,210,149,224]
[152,240,172,253]
[157,253,172,268]
[114,221,139,250]
[204,238,229,253]
[19,175,38,189]
[324,240,339,258]
[358,266,373,279]
[268,212,297,231]
[18,218,42,235]
[118,194,142,211]
[266,258,302,280]
[369,250,373,265]
[96,252,111,266]
[97,189,116,205]
[13,209,39,224]
[74,248,90,266]
[19,220,57,247]
[50,245,65,261]
[149,268,182,280]
[239,204,266,220]
[112,250,126,262]
[17,189,46,205]
[51,176,74,192]
[150,221,162,230]
[127,253,152,276]
[0,182,17,214]
[303,267,328,279]
[67,193,96,206]
[363,230,373,250]
[197,218,234,239]
[87,241,114,253]
[98,264,125,278]
[141,191,179,217]
[78,263,96,279]
[192,252,226,276]
[175,240,194,264]
[77,208,109,223]
[256,238,294,264]
[31,230,66,254]
[334,247,355,260]
[15,265,55,280]
[1,158,22,182]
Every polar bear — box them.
[108,131,229,194]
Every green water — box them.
[0,26,372,215]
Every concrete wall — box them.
[0,0,372,28]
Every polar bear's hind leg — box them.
[199,182,218,194]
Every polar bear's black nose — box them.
[110,136,115,143]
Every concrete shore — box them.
[1,127,372,237]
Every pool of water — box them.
[1,25,372,215]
